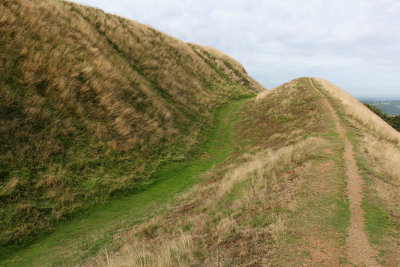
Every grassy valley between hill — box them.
[83,78,400,266]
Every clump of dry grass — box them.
[102,232,195,267]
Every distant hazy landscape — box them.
[360,99,400,115]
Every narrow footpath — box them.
[310,78,379,266]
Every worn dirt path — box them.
[309,78,379,266]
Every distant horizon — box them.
[356,96,400,101]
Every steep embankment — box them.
[0,0,264,247]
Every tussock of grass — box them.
[0,0,264,246]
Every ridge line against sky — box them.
[73,0,400,98]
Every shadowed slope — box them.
[0,98,248,267]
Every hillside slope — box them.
[0,0,265,246]
[81,78,398,266]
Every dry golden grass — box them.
[235,78,324,151]
[255,90,270,101]
[363,136,400,186]
[192,44,266,93]
[363,136,400,217]
[61,75,397,266]
[102,232,195,267]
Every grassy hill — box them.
[2,1,400,266]
[0,0,264,247]
[88,78,398,266]
[80,78,351,266]
[3,76,399,266]
[81,78,400,266]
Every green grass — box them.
[362,201,392,244]
[0,98,250,267]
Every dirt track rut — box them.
[309,78,379,266]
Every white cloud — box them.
[74,0,400,98]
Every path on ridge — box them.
[310,78,379,266]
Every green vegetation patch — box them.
[362,201,392,244]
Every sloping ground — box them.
[82,78,355,266]
[0,0,264,246]
[314,78,400,145]
[83,78,399,266]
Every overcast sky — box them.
[73,0,400,98]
